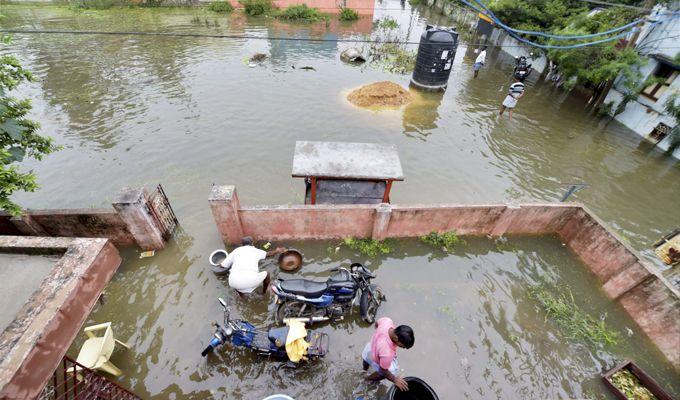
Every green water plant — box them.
[276,4,325,21]
[528,281,619,346]
[208,1,234,12]
[420,231,464,252]
[239,0,273,16]
[339,7,359,21]
[343,237,392,257]
[377,16,399,30]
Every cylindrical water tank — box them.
[410,25,459,91]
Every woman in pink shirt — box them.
[361,317,415,391]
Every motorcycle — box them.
[513,56,533,82]
[201,298,329,364]
[271,263,385,325]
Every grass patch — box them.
[69,0,115,9]
[343,238,392,257]
[239,0,273,16]
[339,7,359,21]
[528,281,620,346]
[276,4,326,21]
[208,1,234,12]
[408,0,422,5]
[420,231,464,251]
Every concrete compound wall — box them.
[210,185,680,370]
[0,187,171,251]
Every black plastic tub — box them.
[385,377,439,400]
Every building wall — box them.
[605,9,680,158]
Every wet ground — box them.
[1,2,679,399]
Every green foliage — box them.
[343,237,392,257]
[1,44,59,215]
[528,280,619,346]
[208,1,234,12]
[69,0,115,9]
[276,4,325,21]
[420,231,465,251]
[239,0,273,16]
[338,7,359,21]
[488,1,644,88]
[663,92,680,154]
[376,16,399,30]
[408,0,422,5]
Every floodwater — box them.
[0,253,59,333]
[1,2,680,399]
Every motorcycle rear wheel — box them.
[276,301,316,325]
[360,285,384,324]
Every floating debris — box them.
[340,48,366,63]
[248,53,268,67]
[139,250,155,259]
[347,81,412,108]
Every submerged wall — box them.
[209,185,680,370]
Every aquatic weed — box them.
[376,16,399,30]
[239,0,273,16]
[208,1,234,12]
[339,7,359,21]
[610,369,656,400]
[420,231,465,252]
[528,281,620,346]
[276,4,325,21]
[343,238,392,257]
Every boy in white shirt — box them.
[473,46,487,78]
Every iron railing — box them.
[38,356,141,400]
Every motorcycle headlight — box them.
[224,327,233,336]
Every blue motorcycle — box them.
[201,298,329,363]
[271,263,385,325]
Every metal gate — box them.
[146,184,178,241]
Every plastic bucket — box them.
[385,377,439,400]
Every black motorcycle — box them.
[271,263,385,325]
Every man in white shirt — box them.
[473,46,487,78]
[223,236,284,297]
[499,77,525,120]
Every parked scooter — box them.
[201,298,329,363]
[513,55,533,82]
[271,263,385,325]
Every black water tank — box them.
[411,25,459,91]
[385,377,439,400]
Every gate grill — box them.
[38,356,141,400]
[146,184,178,241]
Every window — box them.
[641,63,679,101]
[649,122,671,143]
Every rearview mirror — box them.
[218,298,228,309]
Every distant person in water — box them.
[473,46,487,79]
[499,77,525,120]
[362,317,415,391]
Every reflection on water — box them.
[71,235,680,399]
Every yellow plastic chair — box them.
[75,322,130,376]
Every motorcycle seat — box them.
[268,326,290,348]
[280,279,328,297]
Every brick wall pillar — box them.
[112,188,166,251]
[372,203,392,240]
[209,185,244,245]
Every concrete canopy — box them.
[0,236,121,399]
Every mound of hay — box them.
[347,81,412,108]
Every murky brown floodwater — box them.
[2,2,679,399]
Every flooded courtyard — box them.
[1,1,680,399]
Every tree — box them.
[1,36,58,215]
[663,92,680,155]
